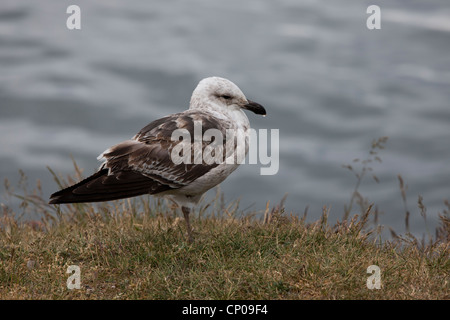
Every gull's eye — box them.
[221,95,232,100]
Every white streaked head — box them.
[189,77,266,117]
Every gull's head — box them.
[190,77,266,116]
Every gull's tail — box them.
[49,169,165,204]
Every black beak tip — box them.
[244,100,267,116]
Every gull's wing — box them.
[49,111,231,204]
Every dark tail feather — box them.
[49,169,165,204]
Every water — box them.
[1,0,449,238]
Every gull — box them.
[49,76,266,242]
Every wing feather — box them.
[50,111,232,204]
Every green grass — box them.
[0,142,449,300]
[0,190,448,299]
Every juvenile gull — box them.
[49,76,266,242]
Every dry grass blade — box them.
[343,137,388,221]
[397,174,410,233]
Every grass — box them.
[0,139,448,299]
[0,188,448,299]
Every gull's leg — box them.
[181,206,194,243]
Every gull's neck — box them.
[190,98,250,130]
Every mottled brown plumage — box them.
[49,111,228,204]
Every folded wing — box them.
[49,111,229,204]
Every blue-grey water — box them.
[1,0,449,238]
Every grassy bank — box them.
[1,141,449,299]
[0,191,448,299]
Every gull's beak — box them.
[241,99,267,116]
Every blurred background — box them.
[1,0,449,238]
